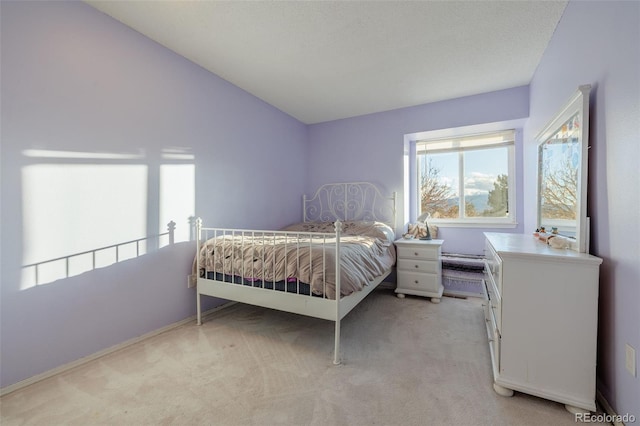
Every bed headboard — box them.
[303,182,397,228]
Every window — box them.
[416,130,516,225]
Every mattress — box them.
[196,221,396,299]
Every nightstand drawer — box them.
[397,258,439,274]
[397,245,440,261]
[397,271,439,292]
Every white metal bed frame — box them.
[195,182,396,364]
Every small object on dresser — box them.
[549,235,571,249]
[416,212,432,240]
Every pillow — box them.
[340,221,395,244]
[281,221,336,233]
[281,221,396,244]
[407,222,438,239]
[371,222,396,245]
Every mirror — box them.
[536,85,591,252]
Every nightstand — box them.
[394,238,444,303]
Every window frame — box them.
[415,130,517,227]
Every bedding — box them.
[196,221,395,299]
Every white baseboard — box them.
[0,302,235,397]
[596,389,624,426]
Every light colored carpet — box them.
[0,288,608,426]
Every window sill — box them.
[430,221,518,229]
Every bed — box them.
[194,182,397,364]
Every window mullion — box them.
[508,145,515,219]
[458,151,465,219]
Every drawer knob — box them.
[414,265,419,268]
[414,252,419,256]
[415,280,419,284]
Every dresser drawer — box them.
[490,298,502,336]
[484,240,503,298]
[484,270,502,334]
[489,307,501,373]
[397,271,439,293]
[397,258,439,274]
[397,245,440,261]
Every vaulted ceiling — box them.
[87,1,567,124]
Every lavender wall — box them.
[0,1,307,388]
[524,1,639,417]
[307,87,529,255]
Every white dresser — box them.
[394,238,444,303]
[483,232,602,413]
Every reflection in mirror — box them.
[539,112,581,236]
[536,85,591,252]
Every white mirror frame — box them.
[535,85,591,253]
